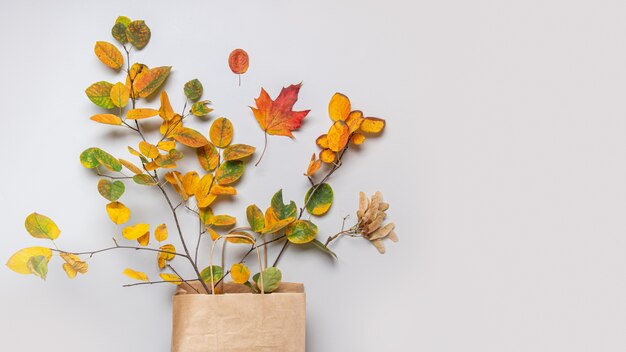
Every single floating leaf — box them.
[285,220,318,244]
[215,160,244,185]
[253,267,282,293]
[122,223,149,240]
[184,79,203,101]
[90,113,122,126]
[328,93,351,122]
[230,263,250,284]
[6,247,52,275]
[25,213,60,240]
[246,205,265,232]
[94,41,124,70]
[126,20,151,49]
[27,256,48,280]
[106,201,130,224]
[133,174,157,186]
[196,143,219,171]
[97,179,125,201]
[327,120,350,152]
[85,81,115,109]
[171,127,210,148]
[228,49,249,74]
[123,268,149,282]
[133,66,171,98]
[126,108,159,120]
[223,144,256,161]
[209,117,234,148]
[304,183,334,216]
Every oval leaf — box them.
[122,223,150,240]
[215,160,244,185]
[253,267,282,293]
[328,93,351,122]
[6,247,52,275]
[209,117,234,148]
[246,205,265,232]
[106,201,130,224]
[223,144,256,161]
[126,108,159,120]
[304,183,334,216]
[85,81,114,109]
[230,263,250,284]
[25,213,60,240]
[327,120,350,152]
[94,41,123,70]
[90,114,122,126]
[123,268,149,281]
[133,174,157,186]
[155,224,168,242]
[184,79,203,101]
[200,265,223,284]
[172,127,210,148]
[286,220,318,244]
[126,20,151,49]
[196,143,219,171]
[228,49,249,74]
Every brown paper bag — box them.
[172,281,306,352]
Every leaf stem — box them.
[254,132,268,167]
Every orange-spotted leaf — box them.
[305,153,322,176]
[110,82,130,108]
[139,141,159,158]
[231,263,250,284]
[360,117,386,134]
[127,108,159,120]
[350,133,366,145]
[106,201,130,224]
[328,93,351,122]
[171,127,209,148]
[223,144,256,161]
[90,114,122,126]
[94,41,123,70]
[196,143,219,171]
[320,149,336,163]
[126,20,151,49]
[155,224,168,242]
[122,223,149,240]
[133,66,171,98]
[209,117,234,148]
[327,121,350,152]
[123,268,149,281]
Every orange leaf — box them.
[316,135,329,149]
[250,83,310,138]
[139,141,159,158]
[94,41,123,70]
[196,143,220,172]
[157,140,176,152]
[133,66,171,98]
[327,121,350,152]
[171,127,209,148]
[346,110,364,133]
[126,108,159,120]
[328,93,351,122]
[320,149,336,163]
[360,117,386,134]
[182,171,200,196]
[159,91,176,120]
[305,153,321,176]
[90,114,122,126]
[350,133,366,145]
[228,49,249,74]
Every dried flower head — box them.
[357,191,397,254]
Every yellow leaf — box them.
[328,93,351,122]
[122,223,150,240]
[316,135,328,149]
[106,201,131,224]
[123,268,149,282]
[126,63,148,97]
[305,153,321,176]
[160,114,183,137]
[137,232,150,246]
[210,184,237,195]
[346,110,364,133]
[6,247,52,275]
[211,215,236,227]
[24,213,60,240]
[90,114,122,126]
[320,149,336,163]
[157,244,176,269]
[350,133,366,145]
[155,224,168,242]
[119,159,143,175]
[196,143,220,172]
[327,120,350,152]
[127,108,159,120]
[164,171,186,199]
[60,253,88,279]
[182,171,200,197]
[261,216,295,234]
[159,273,182,285]
[196,174,216,207]
[230,263,250,284]
[139,141,159,158]
[209,117,234,148]
[157,140,176,152]
[208,228,219,241]
[159,91,176,121]
[110,82,130,108]
[171,127,210,148]
[360,117,386,134]
[94,41,123,70]
[144,161,159,171]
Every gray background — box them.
[1,0,625,351]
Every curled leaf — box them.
[191,100,213,117]
[305,153,321,176]
[61,253,88,279]
[27,256,48,280]
[157,244,176,269]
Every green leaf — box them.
[126,20,151,49]
[215,160,244,185]
[271,190,297,220]
[253,267,282,293]
[25,213,60,240]
[285,220,318,244]
[200,265,223,284]
[85,81,114,109]
[97,179,125,201]
[223,144,256,161]
[133,174,157,186]
[246,205,265,232]
[27,255,48,280]
[310,238,337,259]
[304,183,334,216]
[80,147,122,172]
[184,79,203,101]
[115,16,131,26]
[111,22,128,44]
[191,100,213,117]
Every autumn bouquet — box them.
[6,16,396,351]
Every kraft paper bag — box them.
[172,281,306,352]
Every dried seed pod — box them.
[356,192,398,254]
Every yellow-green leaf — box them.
[6,247,52,275]
[94,41,124,70]
[211,215,236,227]
[215,160,244,185]
[133,66,171,98]
[184,79,203,101]
[191,100,213,117]
[123,268,149,281]
[122,223,149,240]
[85,81,115,109]
[230,263,250,284]
[285,220,318,244]
[90,114,122,126]
[260,216,295,234]
[246,205,265,232]
[200,265,223,284]
[80,147,122,171]
[27,255,49,280]
[97,179,125,201]
[253,267,282,293]
[106,201,130,224]
[24,213,60,240]
[133,174,157,186]
[209,117,233,148]
[304,183,334,216]
[223,144,256,161]
[126,20,151,49]
[171,127,210,148]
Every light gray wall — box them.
[0,0,624,351]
